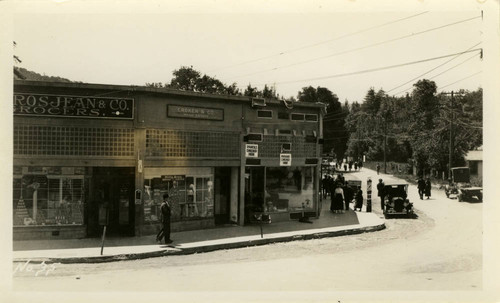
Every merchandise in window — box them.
[13,174,85,226]
[144,174,214,222]
[264,166,315,213]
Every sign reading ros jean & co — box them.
[167,104,224,121]
[14,93,134,119]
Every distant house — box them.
[465,145,482,176]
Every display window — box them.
[143,167,214,222]
[13,173,85,226]
[264,166,315,212]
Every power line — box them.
[386,42,481,94]
[438,71,482,91]
[208,11,430,73]
[234,15,481,80]
[391,51,481,96]
[257,48,482,86]
[430,53,479,80]
[439,115,483,129]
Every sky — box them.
[1,1,500,301]
[5,0,494,103]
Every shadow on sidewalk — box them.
[14,198,360,252]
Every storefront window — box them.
[13,174,85,226]
[143,168,214,222]
[265,166,315,213]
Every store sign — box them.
[161,175,186,182]
[280,153,292,166]
[245,144,258,158]
[167,105,224,121]
[13,93,134,119]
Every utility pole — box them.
[442,91,463,179]
[449,91,454,179]
[383,119,387,174]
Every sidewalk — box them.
[13,175,385,264]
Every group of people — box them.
[323,174,364,213]
[417,176,432,200]
[335,160,363,172]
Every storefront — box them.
[13,80,324,240]
[241,100,323,223]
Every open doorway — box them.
[214,167,231,225]
[89,167,135,237]
[244,166,265,224]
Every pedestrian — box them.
[343,184,353,211]
[377,178,385,210]
[348,160,353,171]
[354,161,358,171]
[358,160,363,171]
[331,182,345,213]
[321,175,328,198]
[354,186,363,211]
[344,163,348,172]
[336,173,345,186]
[425,177,432,199]
[376,163,381,175]
[417,176,426,200]
[156,193,173,244]
[327,176,335,197]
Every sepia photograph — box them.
[1,0,499,302]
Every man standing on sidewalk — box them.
[377,179,385,210]
[157,193,173,244]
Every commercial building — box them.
[13,80,325,240]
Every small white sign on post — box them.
[246,144,259,158]
[280,153,292,166]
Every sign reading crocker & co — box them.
[167,104,224,121]
[13,93,134,119]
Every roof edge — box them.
[14,80,325,109]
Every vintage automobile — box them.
[445,167,482,202]
[382,183,414,217]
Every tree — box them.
[197,74,226,94]
[361,88,384,114]
[169,66,201,91]
[146,66,242,96]
[225,82,241,96]
[243,84,261,97]
[297,86,317,103]
[406,79,440,175]
[262,84,276,99]
[345,79,482,177]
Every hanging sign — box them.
[280,153,292,166]
[245,144,259,158]
[161,175,186,182]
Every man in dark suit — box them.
[377,179,385,210]
[417,177,426,200]
[156,193,173,244]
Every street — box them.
[13,169,482,292]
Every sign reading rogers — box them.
[14,93,134,119]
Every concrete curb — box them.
[13,223,385,264]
